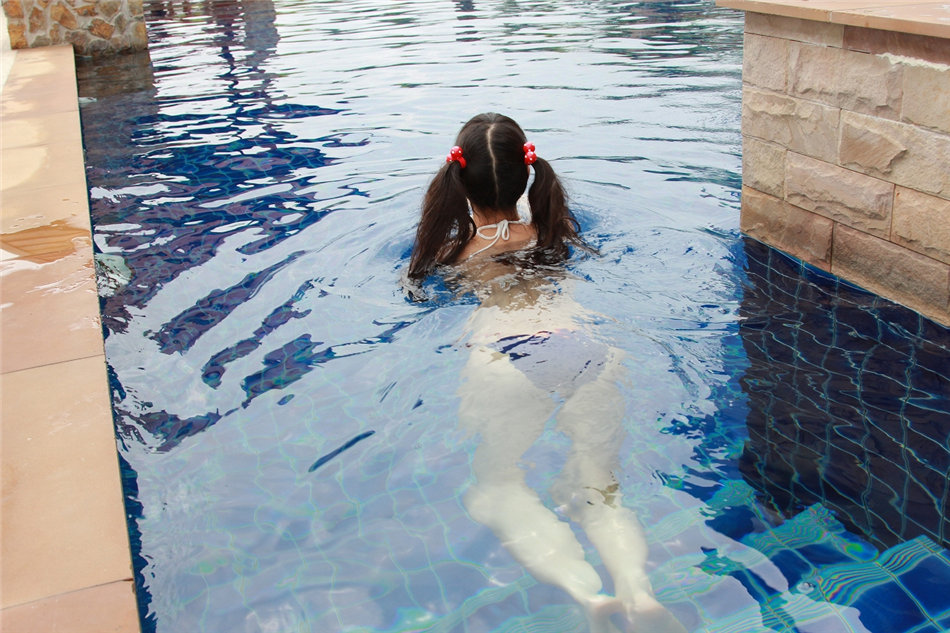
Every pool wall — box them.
[1,0,146,56]
[717,0,950,327]
[0,42,140,633]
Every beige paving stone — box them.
[833,224,950,323]
[741,185,834,268]
[833,4,950,40]
[743,86,840,162]
[0,181,92,233]
[789,41,902,119]
[745,11,844,46]
[720,0,950,39]
[0,109,81,150]
[0,242,104,373]
[1,140,87,196]
[892,186,950,265]
[742,136,786,198]
[0,356,132,608]
[786,152,894,237]
[901,62,950,133]
[744,32,788,92]
[839,110,950,200]
[1,580,139,633]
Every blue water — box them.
[77,1,950,632]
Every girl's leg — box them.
[458,346,611,616]
[552,352,687,633]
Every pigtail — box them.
[408,162,475,280]
[528,157,585,261]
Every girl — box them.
[408,112,585,279]
[409,113,687,633]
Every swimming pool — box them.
[77,1,950,632]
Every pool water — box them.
[76,1,950,632]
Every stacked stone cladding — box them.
[2,0,146,56]
[739,12,950,326]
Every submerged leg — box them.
[552,352,687,633]
[458,346,613,619]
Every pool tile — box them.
[0,356,132,608]
[0,580,139,633]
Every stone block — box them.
[132,18,146,47]
[74,3,96,16]
[786,152,894,237]
[28,6,45,32]
[892,187,950,265]
[3,0,25,19]
[744,33,788,92]
[844,25,950,67]
[89,17,114,40]
[7,21,26,47]
[790,42,902,119]
[902,63,950,134]
[741,186,834,268]
[839,111,950,200]
[49,1,77,29]
[743,136,786,198]
[746,11,844,47]
[99,0,119,18]
[743,86,840,163]
[832,225,950,324]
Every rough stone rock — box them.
[833,225,950,322]
[902,63,950,134]
[743,87,840,163]
[785,152,894,237]
[744,33,787,93]
[89,17,114,40]
[839,111,950,200]
[746,11,844,47]
[743,136,786,199]
[790,42,902,119]
[741,186,834,268]
[3,0,25,19]
[28,6,45,32]
[892,187,950,265]
[50,1,78,29]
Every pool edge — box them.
[0,44,141,633]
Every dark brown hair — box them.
[408,113,585,280]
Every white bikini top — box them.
[468,219,531,259]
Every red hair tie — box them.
[523,142,537,165]
[446,146,466,168]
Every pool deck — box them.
[716,0,950,39]
[0,42,140,633]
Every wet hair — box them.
[408,113,585,280]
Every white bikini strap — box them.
[470,219,525,258]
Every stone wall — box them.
[2,0,146,56]
[739,12,950,326]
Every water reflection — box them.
[738,239,950,550]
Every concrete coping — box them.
[715,0,950,39]
[1,43,141,632]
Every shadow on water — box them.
[738,238,950,551]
